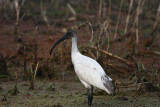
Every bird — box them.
[50,30,114,106]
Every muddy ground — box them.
[0,81,160,107]
[0,1,160,107]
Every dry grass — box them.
[0,1,160,105]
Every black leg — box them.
[90,85,93,105]
[87,86,94,106]
[87,88,91,106]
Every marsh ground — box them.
[1,81,160,107]
[0,1,160,107]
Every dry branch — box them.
[14,0,25,36]
[117,82,149,88]
[108,0,112,36]
[98,0,103,19]
[40,1,51,34]
[11,72,19,95]
[33,62,39,80]
[124,0,133,34]
[114,0,123,39]
[67,3,76,16]
[23,46,26,76]
[86,0,90,13]
[95,20,110,59]
[90,47,132,67]
[150,4,160,36]
[132,0,146,44]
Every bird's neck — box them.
[71,36,81,65]
[71,36,79,54]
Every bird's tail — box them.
[103,81,114,95]
[101,75,114,95]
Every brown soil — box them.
[0,1,160,106]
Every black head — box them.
[50,30,77,55]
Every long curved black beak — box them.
[50,32,71,55]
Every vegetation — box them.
[0,0,160,106]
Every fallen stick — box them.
[117,82,149,88]
[90,47,132,67]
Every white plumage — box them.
[71,36,114,95]
[50,30,114,106]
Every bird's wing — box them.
[74,55,112,85]
[79,55,106,74]
[73,54,114,94]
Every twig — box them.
[15,72,18,86]
[150,4,160,36]
[102,0,107,18]
[86,0,90,13]
[124,0,133,34]
[108,0,112,36]
[136,0,145,44]
[34,42,38,64]
[11,72,19,95]
[23,46,26,74]
[85,48,96,60]
[87,22,94,42]
[29,63,34,90]
[114,80,120,93]
[67,3,76,16]
[90,47,132,66]
[34,26,39,33]
[40,0,51,34]
[114,0,123,39]
[33,62,39,80]
[14,0,25,36]
[117,82,149,88]
[132,0,146,45]
[70,22,94,42]
[100,20,109,49]
[154,51,160,55]
[98,0,103,19]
